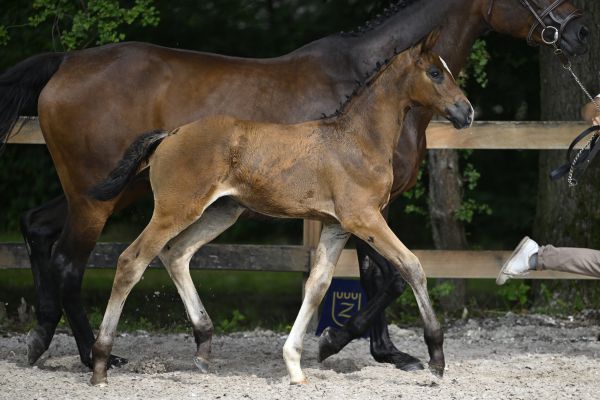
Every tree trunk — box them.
[533,0,600,306]
[535,0,600,247]
[428,149,468,313]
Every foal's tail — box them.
[0,52,66,152]
[89,129,169,201]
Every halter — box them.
[487,0,583,47]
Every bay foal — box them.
[89,33,473,385]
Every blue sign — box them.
[316,278,367,336]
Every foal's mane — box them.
[341,0,422,37]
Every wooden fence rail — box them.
[3,118,597,280]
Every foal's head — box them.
[404,32,473,130]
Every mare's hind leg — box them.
[318,238,423,370]
[342,212,444,377]
[43,197,127,369]
[158,198,245,372]
[283,223,349,384]
[20,196,68,365]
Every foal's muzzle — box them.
[445,100,473,130]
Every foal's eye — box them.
[427,68,442,81]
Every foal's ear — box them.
[410,29,441,60]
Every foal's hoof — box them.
[194,356,210,373]
[372,349,424,372]
[317,327,340,362]
[26,327,48,365]
[108,354,128,369]
[429,362,445,378]
[90,373,108,387]
[289,375,308,385]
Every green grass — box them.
[2,264,599,334]
[0,269,303,333]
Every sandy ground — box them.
[1,313,599,400]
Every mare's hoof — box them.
[372,349,424,372]
[317,327,340,362]
[429,362,445,378]
[26,327,48,365]
[108,354,128,369]
[194,356,210,373]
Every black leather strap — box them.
[550,125,600,181]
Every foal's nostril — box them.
[578,26,589,41]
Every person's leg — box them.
[496,237,539,285]
[537,245,600,278]
[497,237,600,285]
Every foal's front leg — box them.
[342,212,444,377]
[283,223,349,384]
[318,238,423,371]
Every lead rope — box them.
[552,45,600,187]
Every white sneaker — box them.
[496,236,539,285]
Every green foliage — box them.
[218,309,247,333]
[455,154,492,224]
[498,281,530,308]
[0,147,61,232]
[389,281,455,323]
[402,167,427,216]
[0,26,8,46]
[2,0,160,50]
[459,39,490,89]
[455,198,492,224]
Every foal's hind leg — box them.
[91,202,205,386]
[342,212,444,377]
[158,198,245,373]
[283,223,349,384]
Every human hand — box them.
[582,100,600,124]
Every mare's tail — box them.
[89,129,169,201]
[0,52,66,151]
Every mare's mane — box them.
[321,0,426,118]
[341,0,422,37]
[322,49,404,119]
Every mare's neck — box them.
[435,4,487,76]
[346,0,459,78]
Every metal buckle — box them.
[541,26,559,45]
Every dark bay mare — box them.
[88,33,473,385]
[0,0,589,370]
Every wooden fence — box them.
[2,118,597,280]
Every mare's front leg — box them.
[159,198,245,372]
[342,212,444,377]
[318,237,423,371]
[283,223,349,384]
